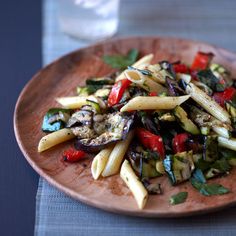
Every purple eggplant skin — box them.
[74,113,134,153]
[165,77,185,96]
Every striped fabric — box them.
[35,0,236,235]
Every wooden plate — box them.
[14,37,236,217]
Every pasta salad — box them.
[38,50,236,209]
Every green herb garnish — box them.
[169,192,188,205]
[190,178,230,196]
[103,49,139,70]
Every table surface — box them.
[0,0,41,235]
[3,0,236,235]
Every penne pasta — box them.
[38,128,75,152]
[116,54,154,81]
[120,160,148,209]
[91,146,114,180]
[218,137,236,151]
[102,131,134,177]
[120,95,190,112]
[186,83,231,124]
[56,96,88,109]
[124,69,167,93]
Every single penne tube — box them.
[120,95,190,112]
[56,96,88,109]
[186,83,231,124]
[124,69,167,93]
[116,54,154,81]
[218,137,236,151]
[212,126,230,139]
[120,160,148,209]
[102,131,134,177]
[91,146,114,180]
[38,128,75,152]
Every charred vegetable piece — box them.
[86,100,100,113]
[94,87,112,98]
[86,77,114,86]
[76,86,89,96]
[191,51,214,71]
[203,136,218,162]
[142,179,162,195]
[174,106,200,135]
[142,158,161,178]
[75,112,134,152]
[42,108,71,132]
[128,145,162,178]
[165,77,184,96]
[205,158,231,179]
[66,110,93,128]
[225,101,236,125]
[197,69,226,92]
[169,192,188,205]
[137,111,160,135]
[210,63,232,87]
[159,61,176,78]
[220,148,236,166]
[163,151,195,185]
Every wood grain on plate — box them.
[14,37,236,217]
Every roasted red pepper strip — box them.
[172,133,189,154]
[173,63,189,74]
[108,79,131,107]
[136,128,165,158]
[149,92,158,96]
[63,148,86,162]
[213,87,236,107]
[191,51,214,71]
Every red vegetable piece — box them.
[191,51,214,71]
[213,87,236,107]
[63,148,86,162]
[173,63,189,74]
[149,92,158,96]
[108,79,131,107]
[136,128,165,158]
[172,133,189,154]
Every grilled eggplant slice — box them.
[75,112,134,152]
[66,110,93,128]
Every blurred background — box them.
[1,0,236,235]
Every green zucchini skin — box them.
[174,106,200,135]
[42,108,71,132]
[163,152,195,185]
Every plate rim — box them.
[14,36,236,217]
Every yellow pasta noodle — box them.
[218,137,236,151]
[38,128,75,152]
[102,131,134,177]
[116,54,154,81]
[124,69,167,93]
[186,83,231,124]
[120,95,190,112]
[120,160,148,209]
[91,146,114,180]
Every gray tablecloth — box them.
[35,0,236,235]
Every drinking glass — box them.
[58,0,120,41]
